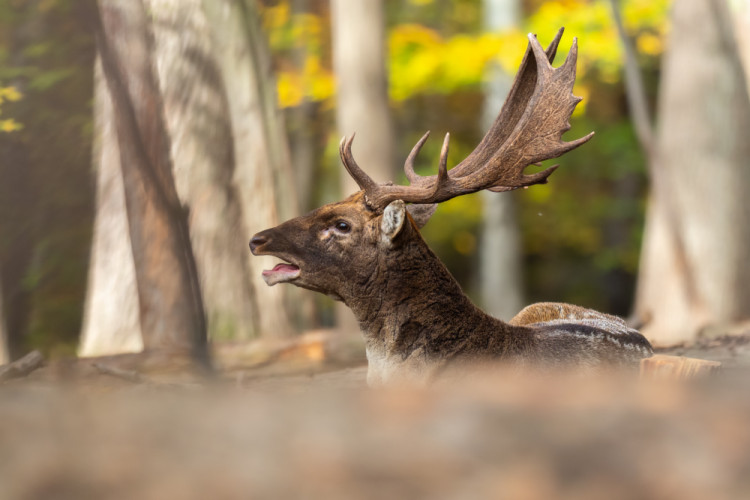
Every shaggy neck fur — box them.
[342,221,532,384]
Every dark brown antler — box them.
[339,28,594,210]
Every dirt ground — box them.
[2,332,750,500]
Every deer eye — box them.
[334,220,351,233]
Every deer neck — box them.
[344,237,509,371]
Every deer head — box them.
[250,28,592,315]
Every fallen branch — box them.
[0,350,45,382]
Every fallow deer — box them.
[250,29,653,385]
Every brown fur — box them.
[251,192,652,385]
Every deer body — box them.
[250,30,653,385]
[251,193,652,385]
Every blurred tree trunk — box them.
[201,0,300,337]
[0,276,7,364]
[288,102,321,213]
[635,0,750,345]
[89,0,210,364]
[479,0,524,320]
[288,0,324,214]
[331,0,393,334]
[0,138,33,360]
[81,0,300,355]
[284,0,325,327]
[153,0,284,340]
[79,61,143,356]
[731,1,750,90]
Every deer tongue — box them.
[262,263,301,286]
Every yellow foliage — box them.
[0,85,23,133]
[304,56,335,104]
[276,55,335,108]
[261,2,291,33]
[261,1,334,109]
[637,33,663,56]
[0,119,22,132]
[388,0,669,102]
[492,30,528,72]
[278,72,304,108]
[389,25,506,101]
[263,0,670,108]
[291,13,323,41]
[526,0,670,83]
[389,23,442,51]
[0,86,22,102]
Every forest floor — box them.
[2,329,750,499]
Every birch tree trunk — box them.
[479,0,524,320]
[635,0,750,345]
[81,0,299,355]
[331,0,394,334]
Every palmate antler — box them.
[339,28,594,210]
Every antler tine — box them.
[528,31,556,77]
[339,134,379,194]
[520,35,594,163]
[561,34,579,72]
[544,27,564,62]
[404,131,431,184]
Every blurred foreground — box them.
[2,335,750,500]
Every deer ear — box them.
[406,203,437,229]
[381,200,407,244]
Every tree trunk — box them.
[479,0,524,321]
[0,139,33,361]
[79,60,143,356]
[92,0,209,364]
[202,0,300,337]
[730,0,750,93]
[149,0,272,341]
[635,0,750,345]
[331,0,394,334]
[0,273,7,364]
[81,0,300,354]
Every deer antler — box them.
[339,28,594,210]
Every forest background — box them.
[0,0,748,364]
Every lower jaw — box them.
[262,273,300,286]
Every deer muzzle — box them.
[249,230,301,286]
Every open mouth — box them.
[262,262,301,286]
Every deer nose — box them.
[249,233,269,254]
